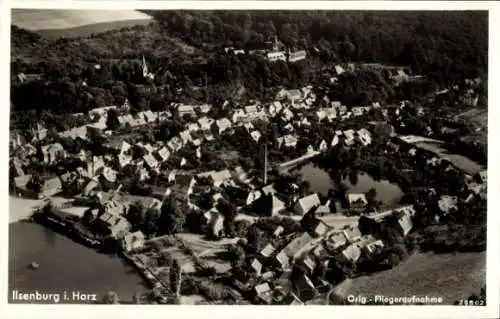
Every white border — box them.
[1,1,499,319]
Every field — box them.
[415,142,484,175]
[345,252,486,304]
[12,9,152,35]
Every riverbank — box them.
[9,196,73,224]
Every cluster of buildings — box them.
[235,204,418,304]
[225,37,307,63]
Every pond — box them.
[296,163,404,206]
[8,222,149,304]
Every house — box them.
[31,123,48,142]
[274,251,290,269]
[231,109,246,123]
[261,184,277,196]
[281,108,294,122]
[250,257,263,276]
[268,101,283,116]
[277,135,298,148]
[346,193,368,210]
[312,244,328,259]
[40,176,63,198]
[143,154,159,170]
[343,130,356,146]
[326,231,348,251]
[209,170,232,187]
[174,174,196,196]
[357,128,372,146]
[89,106,116,120]
[273,226,284,237]
[299,117,311,127]
[334,65,345,75]
[282,232,314,260]
[260,244,276,258]
[267,51,287,62]
[177,104,196,117]
[96,166,117,183]
[343,227,362,243]
[41,143,66,164]
[122,231,145,252]
[288,50,307,63]
[167,137,183,153]
[438,195,458,215]
[203,208,224,238]
[294,193,321,215]
[306,145,315,154]
[250,130,262,143]
[154,147,171,162]
[198,104,212,114]
[316,200,332,215]
[338,243,362,263]
[396,213,413,236]
[179,130,193,145]
[253,194,285,216]
[254,283,273,304]
[95,212,131,238]
[198,117,215,131]
[299,255,317,275]
[242,122,255,132]
[362,239,384,256]
[279,89,302,102]
[318,140,328,152]
[331,135,340,147]
[213,118,233,135]
[283,123,295,133]
[231,166,252,185]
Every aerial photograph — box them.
[8,9,488,305]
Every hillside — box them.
[11,9,152,33]
[345,252,486,305]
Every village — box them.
[9,40,488,305]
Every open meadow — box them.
[345,251,486,304]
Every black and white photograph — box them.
[2,1,499,318]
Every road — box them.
[235,210,393,229]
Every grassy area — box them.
[345,251,486,304]
[12,9,152,32]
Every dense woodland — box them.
[10,11,488,130]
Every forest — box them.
[10,11,488,129]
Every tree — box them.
[158,197,186,235]
[106,108,120,131]
[127,201,146,232]
[365,188,377,203]
[102,291,120,304]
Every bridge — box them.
[397,135,444,145]
[278,151,322,169]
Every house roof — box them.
[296,193,321,213]
[260,244,276,257]
[347,193,368,205]
[282,233,313,258]
[210,170,232,183]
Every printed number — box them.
[459,299,485,306]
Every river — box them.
[297,163,403,206]
[8,222,149,304]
